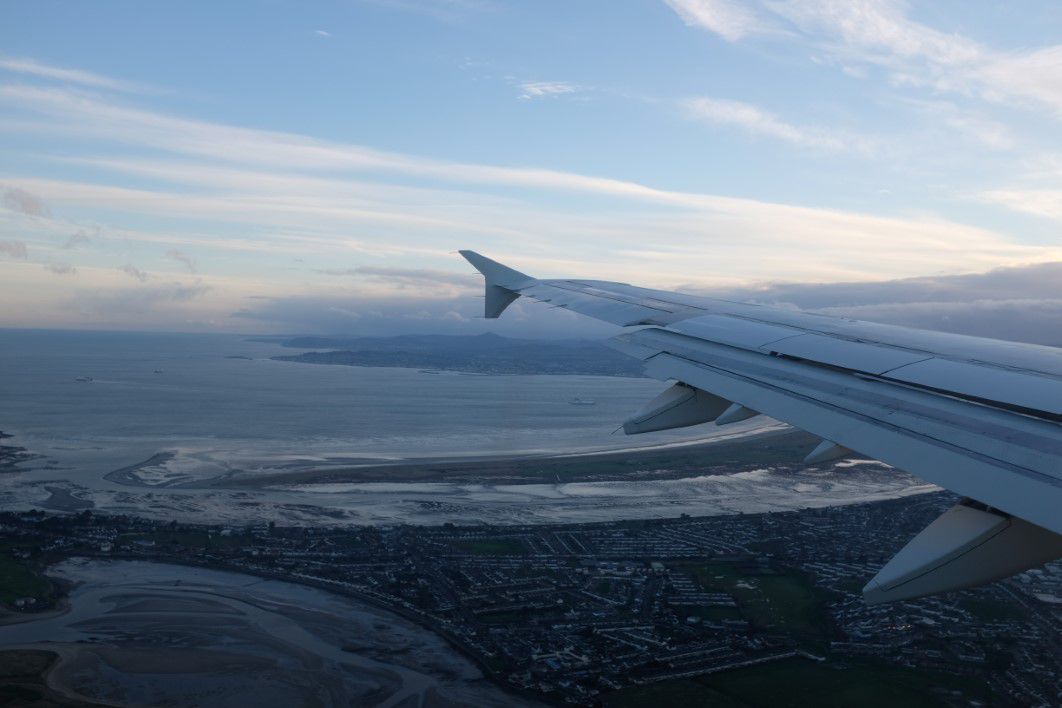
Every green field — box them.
[685,605,743,622]
[604,657,995,708]
[686,563,833,637]
[959,596,1030,622]
[0,556,51,606]
[603,678,745,708]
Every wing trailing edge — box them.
[458,251,1062,603]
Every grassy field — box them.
[0,556,51,606]
[702,658,993,707]
[685,605,743,622]
[686,563,833,637]
[604,657,995,707]
[959,595,1030,622]
[603,678,745,707]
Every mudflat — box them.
[231,428,822,488]
[0,559,539,707]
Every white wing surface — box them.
[459,251,1062,604]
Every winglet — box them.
[459,250,535,319]
[459,251,533,290]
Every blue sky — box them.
[1,0,1061,334]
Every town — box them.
[2,492,1059,707]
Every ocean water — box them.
[0,328,701,474]
[0,329,934,525]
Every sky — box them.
[1,0,1061,337]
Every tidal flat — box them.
[0,330,939,527]
[0,558,539,707]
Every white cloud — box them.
[925,104,1013,151]
[519,81,578,99]
[891,97,1015,151]
[666,0,1062,117]
[980,189,1062,222]
[974,45,1062,115]
[770,0,981,68]
[1,75,1060,323]
[0,85,668,201]
[0,262,223,331]
[663,0,771,42]
[1,85,886,211]
[316,265,478,290]
[0,56,146,92]
[315,29,332,37]
[683,97,873,153]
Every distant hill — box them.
[267,333,645,377]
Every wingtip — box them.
[456,250,533,290]
[457,249,488,273]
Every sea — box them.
[0,329,936,526]
[0,328,714,469]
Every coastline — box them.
[1,557,541,707]
[223,426,819,488]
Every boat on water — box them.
[74,376,93,383]
[569,397,596,406]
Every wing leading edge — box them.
[459,250,1062,604]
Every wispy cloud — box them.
[361,0,495,22]
[314,29,332,37]
[166,249,197,273]
[119,263,149,282]
[2,186,49,217]
[0,240,28,259]
[694,262,1062,346]
[45,262,77,276]
[2,58,1061,335]
[231,291,606,338]
[519,81,578,100]
[769,0,982,69]
[0,85,668,200]
[665,0,1062,117]
[663,0,773,42]
[0,262,222,331]
[1,82,1059,288]
[316,265,479,292]
[902,99,1015,151]
[0,56,146,93]
[979,189,1062,222]
[63,229,93,249]
[683,97,874,153]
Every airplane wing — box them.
[459,250,1062,604]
